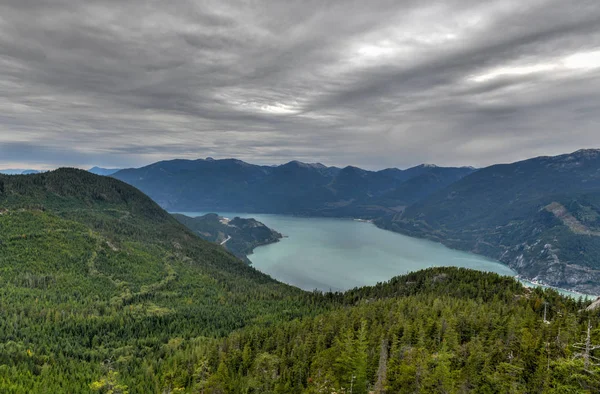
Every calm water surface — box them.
[179,212,596,298]
[178,212,526,289]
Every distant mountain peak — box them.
[194,157,251,166]
[536,149,600,170]
[0,169,41,175]
[213,158,252,167]
[571,148,600,158]
[341,165,368,173]
[286,160,327,169]
[88,166,122,176]
[534,149,600,163]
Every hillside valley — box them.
[2,169,600,392]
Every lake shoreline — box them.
[173,210,596,299]
[518,276,596,300]
[369,219,599,298]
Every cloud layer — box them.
[1,0,599,169]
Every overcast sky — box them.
[1,0,599,170]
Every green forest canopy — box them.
[1,170,600,393]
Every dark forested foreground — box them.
[206,272,600,393]
[1,170,600,393]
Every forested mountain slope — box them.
[114,268,600,393]
[0,169,322,392]
[173,213,282,262]
[2,170,600,393]
[112,159,474,217]
[377,149,600,293]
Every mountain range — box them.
[0,169,41,175]
[110,149,600,293]
[377,149,600,293]
[112,159,475,217]
[0,167,122,176]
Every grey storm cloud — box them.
[0,0,599,170]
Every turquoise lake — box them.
[177,212,593,298]
[178,213,516,286]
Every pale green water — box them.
[177,212,594,298]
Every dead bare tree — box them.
[374,338,389,393]
[574,320,600,371]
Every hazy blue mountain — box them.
[88,166,122,176]
[112,158,474,216]
[339,165,477,216]
[377,163,469,184]
[114,158,272,212]
[374,166,478,206]
[0,169,24,175]
[376,149,600,293]
[0,169,40,175]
